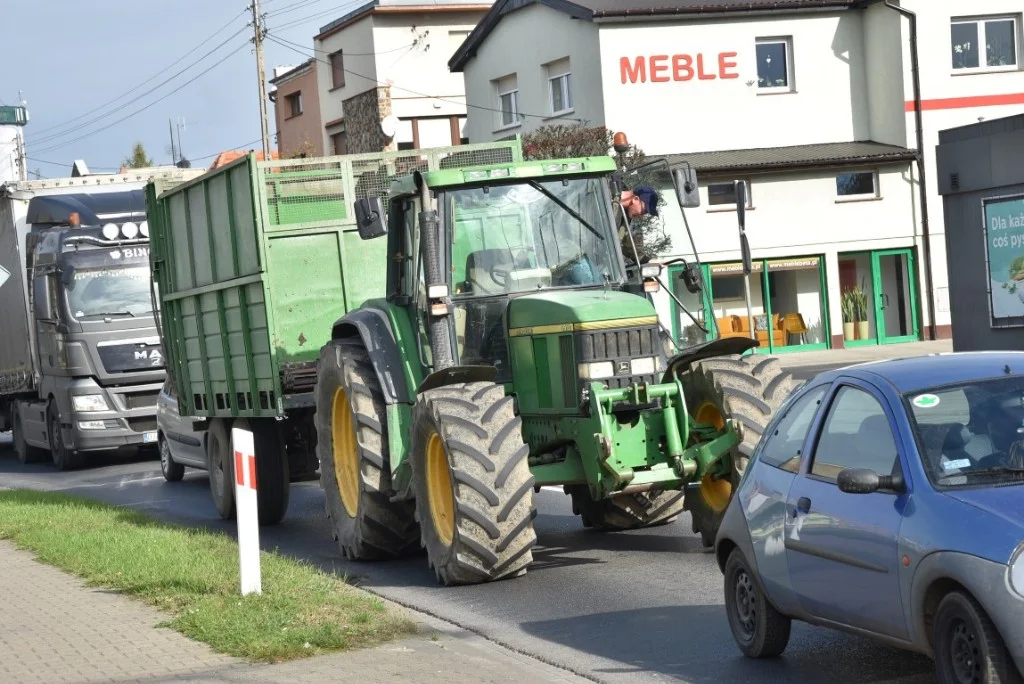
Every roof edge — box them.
[591,0,861,19]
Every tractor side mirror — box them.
[355,196,387,240]
[672,167,700,209]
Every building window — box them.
[330,50,345,89]
[755,37,793,92]
[286,92,302,117]
[331,132,347,155]
[707,180,752,208]
[836,171,878,199]
[494,74,520,130]
[951,16,1018,71]
[546,58,573,115]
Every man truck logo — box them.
[135,348,163,366]
[0,264,9,289]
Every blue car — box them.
[715,352,1024,684]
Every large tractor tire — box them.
[682,354,798,547]
[411,381,537,586]
[564,486,685,531]
[316,340,420,560]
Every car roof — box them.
[812,351,1024,394]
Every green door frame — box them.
[872,248,920,345]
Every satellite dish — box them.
[380,115,400,139]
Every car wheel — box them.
[159,434,185,482]
[724,548,791,658]
[934,591,1020,684]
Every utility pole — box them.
[250,0,272,160]
[168,119,178,165]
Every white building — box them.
[450,0,1024,353]
[313,0,494,156]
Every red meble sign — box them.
[620,53,740,84]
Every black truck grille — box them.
[576,325,661,390]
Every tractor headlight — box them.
[640,263,662,279]
[630,357,656,376]
[71,394,109,412]
[579,361,615,380]
[1011,543,1024,598]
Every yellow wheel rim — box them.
[695,401,726,430]
[695,401,732,512]
[426,431,456,546]
[332,387,360,518]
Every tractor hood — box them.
[507,289,657,331]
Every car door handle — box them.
[796,497,812,514]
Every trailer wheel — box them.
[234,418,290,526]
[564,486,684,531]
[206,418,236,520]
[411,381,537,586]
[316,340,420,560]
[11,404,46,465]
[48,401,82,471]
[681,354,797,547]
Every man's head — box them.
[621,185,659,220]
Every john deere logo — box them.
[617,361,630,374]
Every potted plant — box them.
[841,290,856,342]
[852,281,870,340]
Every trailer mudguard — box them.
[330,308,411,404]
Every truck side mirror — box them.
[672,167,700,209]
[355,196,387,240]
[33,276,53,321]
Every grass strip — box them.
[0,489,416,662]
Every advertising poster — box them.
[984,194,1024,323]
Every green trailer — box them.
[146,140,524,524]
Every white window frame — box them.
[755,37,794,93]
[835,170,880,201]
[497,87,520,130]
[950,15,1020,74]
[706,180,753,212]
[548,68,573,116]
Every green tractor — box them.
[315,150,798,585]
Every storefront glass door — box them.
[872,249,919,344]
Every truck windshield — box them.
[66,265,153,319]
[446,176,620,297]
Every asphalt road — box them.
[0,363,937,684]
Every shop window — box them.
[286,92,302,118]
[707,180,751,209]
[836,171,877,199]
[330,50,345,89]
[951,16,1018,71]
[755,37,794,92]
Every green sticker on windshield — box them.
[913,393,940,408]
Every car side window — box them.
[758,385,827,473]
[810,386,900,482]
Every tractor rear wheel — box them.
[411,381,537,586]
[565,486,684,531]
[316,340,420,560]
[682,354,798,547]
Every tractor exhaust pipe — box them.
[416,171,455,371]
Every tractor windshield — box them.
[445,176,620,297]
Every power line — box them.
[266,0,334,19]
[30,26,250,148]
[265,33,584,124]
[25,156,118,171]
[270,0,366,33]
[31,42,251,156]
[30,9,249,139]
[270,31,415,57]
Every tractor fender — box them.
[417,365,498,394]
[661,337,759,383]
[330,309,410,404]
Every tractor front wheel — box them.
[411,381,537,586]
[682,354,798,547]
[565,486,684,531]
[316,340,420,560]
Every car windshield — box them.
[445,177,621,297]
[66,265,153,319]
[906,376,1024,488]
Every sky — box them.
[0,0,366,177]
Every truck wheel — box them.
[411,381,537,586]
[12,404,46,464]
[206,418,236,520]
[681,355,797,547]
[564,486,684,531]
[159,433,185,482]
[234,418,290,526]
[48,402,82,471]
[316,340,420,560]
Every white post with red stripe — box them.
[232,426,262,596]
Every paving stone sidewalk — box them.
[0,540,588,684]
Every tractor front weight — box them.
[581,377,740,501]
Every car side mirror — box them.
[355,196,387,240]
[672,167,700,209]
[837,468,905,494]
